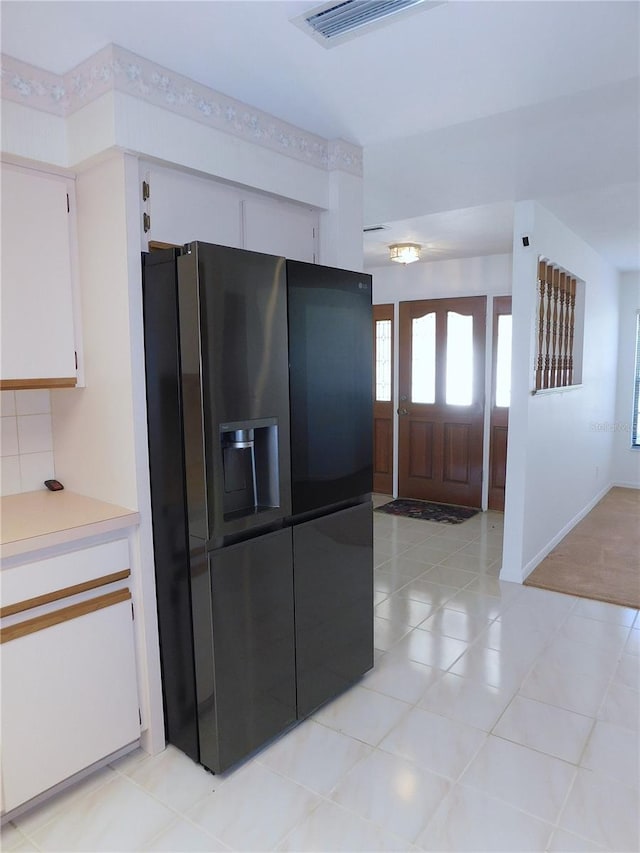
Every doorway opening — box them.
[373,295,511,511]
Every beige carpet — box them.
[524,487,640,609]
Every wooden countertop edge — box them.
[0,512,141,560]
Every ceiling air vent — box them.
[363,225,388,233]
[294,0,445,48]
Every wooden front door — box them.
[398,297,486,508]
[488,296,512,511]
[372,304,394,495]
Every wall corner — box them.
[319,140,364,271]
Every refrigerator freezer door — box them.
[287,260,373,517]
[200,527,297,773]
[142,250,199,763]
[293,502,374,718]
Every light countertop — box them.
[0,490,140,560]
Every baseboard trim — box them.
[521,482,613,581]
[611,481,640,490]
[0,740,140,825]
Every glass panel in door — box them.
[375,319,392,402]
[445,311,474,405]
[373,304,394,495]
[488,296,512,511]
[411,312,436,404]
[495,314,512,408]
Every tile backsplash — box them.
[1,390,55,496]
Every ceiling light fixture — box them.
[389,243,421,264]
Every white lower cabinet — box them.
[0,540,141,814]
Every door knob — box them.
[397,407,408,415]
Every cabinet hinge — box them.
[142,180,150,202]
[143,212,151,233]
[66,193,70,213]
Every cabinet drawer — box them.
[1,595,140,812]
[1,539,130,615]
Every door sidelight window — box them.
[495,314,512,408]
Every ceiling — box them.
[2,0,638,270]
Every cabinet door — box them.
[243,196,318,262]
[1,596,140,812]
[141,164,318,262]
[144,166,243,249]
[1,164,77,385]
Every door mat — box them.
[375,499,479,524]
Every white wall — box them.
[502,201,619,582]
[0,390,55,495]
[51,154,138,509]
[613,271,640,487]
[369,253,512,502]
[112,92,330,212]
[50,152,164,754]
[370,253,512,303]
[0,101,67,166]
[320,169,365,272]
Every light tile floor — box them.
[3,499,639,852]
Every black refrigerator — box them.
[143,243,373,774]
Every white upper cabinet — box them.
[243,196,317,263]
[141,164,318,262]
[1,163,80,389]
[143,166,243,249]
